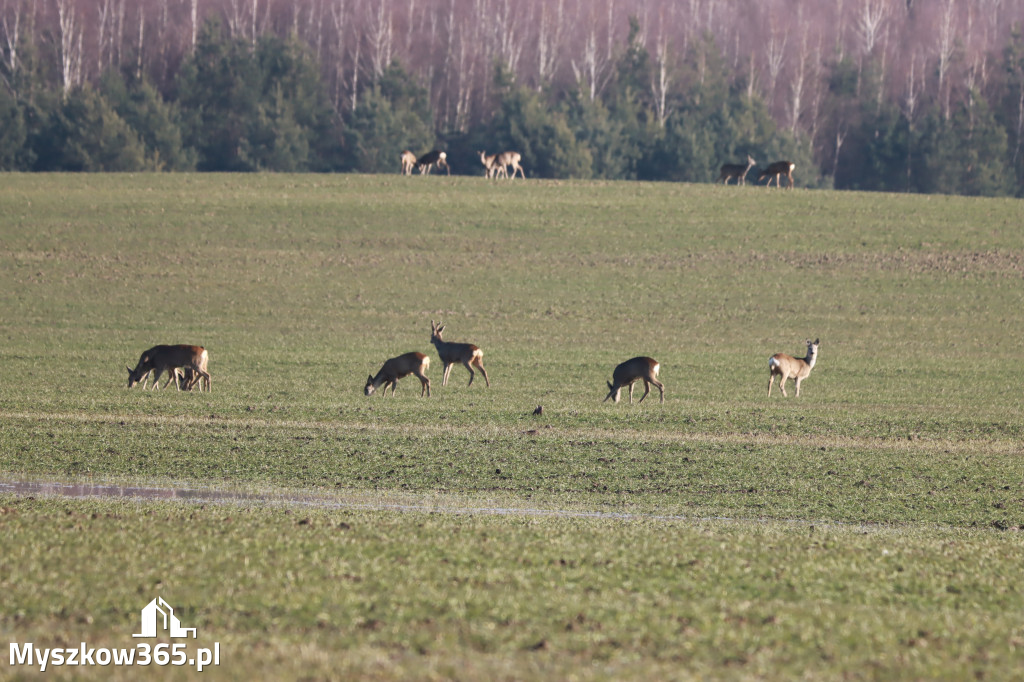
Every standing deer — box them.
[604,357,664,404]
[767,338,819,398]
[478,151,504,179]
[495,151,525,179]
[127,345,211,392]
[717,155,756,185]
[365,352,431,397]
[430,321,489,387]
[416,150,450,175]
[400,150,417,176]
[758,161,796,188]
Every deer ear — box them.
[367,375,373,383]
[814,338,820,344]
[126,366,133,374]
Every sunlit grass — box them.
[1,173,1023,679]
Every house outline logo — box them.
[133,597,197,639]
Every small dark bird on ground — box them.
[533,405,543,415]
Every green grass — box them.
[1,174,1023,679]
[2,497,1023,681]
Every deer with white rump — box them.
[430,321,489,387]
[767,338,819,398]
[604,356,664,404]
[416,150,450,175]
[127,344,211,392]
[758,160,796,188]
[364,352,431,397]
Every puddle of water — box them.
[0,477,900,533]
[0,477,678,522]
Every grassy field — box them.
[1,174,1023,679]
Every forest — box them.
[1,0,1023,196]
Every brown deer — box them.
[365,352,431,397]
[400,150,417,176]
[758,161,796,188]
[416,150,450,175]
[127,345,211,392]
[767,339,819,398]
[430,321,489,387]
[478,151,503,179]
[604,357,664,404]
[495,151,525,179]
[717,155,756,185]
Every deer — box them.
[430,320,489,387]
[758,160,796,188]
[767,338,819,398]
[416,150,450,175]
[717,155,756,185]
[495,151,525,179]
[477,150,504,179]
[604,357,664,404]
[127,345,211,392]
[400,150,417,176]
[364,352,431,397]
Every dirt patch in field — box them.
[746,249,1024,277]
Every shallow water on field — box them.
[0,476,676,520]
[0,476,893,532]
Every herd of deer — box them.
[401,149,791,187]
[716,155,796,188]
[126,329,820,402]
[400,149,527,179]
[124,152,807,400]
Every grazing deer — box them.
[416,150,450,175]
[717,155,756,185]
[495,151,525,179]
[365,352,431,397]
[400,150,417,176]
[758,161,796,188]
[430,320,489,387]
[478,150,504,179]
[604,357,664,404]
[127,345,211,392]
[767,338,819,398]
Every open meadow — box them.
[1,174,1023,679]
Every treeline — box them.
[1,0,1023,196]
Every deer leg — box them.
[652,379,665,403]
[414,372,430,397]
[474,358,490,387]
[794,378,802,397]
[462,360,476,386]
[638,380,651,404]
[442,363,452,386]
[779,376,789,397]
[767,373,775,397]
[627,383,634,404]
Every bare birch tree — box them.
[936,0,958,120]
[1,0,25,77]
[536,0,565,87]
[366,0,392,79]
[56,0,83,94]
